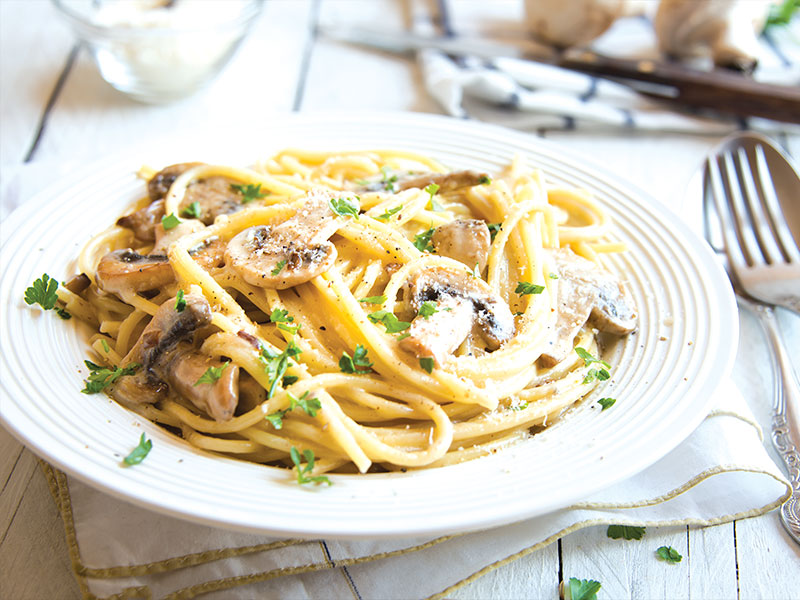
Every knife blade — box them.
[321,25,800,124]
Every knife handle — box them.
[558,51,800,124]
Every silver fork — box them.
[703,131,800,545]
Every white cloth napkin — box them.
[1,158,792,599]
[419,15,800,134]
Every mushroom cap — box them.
[95,249,174,294]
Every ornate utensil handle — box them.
[757,304,800,544]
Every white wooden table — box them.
[1,1,799,598]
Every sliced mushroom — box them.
[400,266,515,365]
[431,219,491,271]
[225,189,353,289]
[539,247,637,367]
[64,273,91,295]
[95,249,173,295]
[148,162,204,201]
[167,345,239,422]
[117,199,166,242]
[396,170,490,193]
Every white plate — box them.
[0,113,737,538]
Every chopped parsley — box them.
[368,310,411,333]
[328,195,360,219]
[598,397,616,411]
[194,362,229,386]
[471,262,481,279]
[377,205,403,221]
[270,308,300,334]
[425,183,443,211]
[282,375,299,386]
[260,340,302,399]
[82,360,140,394]
[607,525,646,540]
[271,259,286,276]
[161,213,180,230]
[174,289,186,312]
[515,281,545,295]
[478,175,492,185]
[290,447,331,485]
[413,227,436,252]
[418,301,438,319]
[180,201,202,219]
[566,578,601,600]
[487,222,501,242]
[380,166,398,192]
[339,344,373,374]
[549,272,559,279]
[510,401,529,411]
[24,273,70,318]
[266,391,322,429]
[575,347,611,384]
[101,339,110,353]
[656,545,683,563]
[231,183,268,203]
[359,295,387,305]
[123,433,152,466]
[419,357,435,374]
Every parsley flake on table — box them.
[194,362,229,386]
[174,289,186,312]
[413,227,436,252]
[418,301,439,319]
[566,577,601,600]
[656,545,683,563]
[123,433,152,466]
[515,281,545,295]
[377,205,403,221]
[575,347,611,384]
[24,273,70,318]
[419,357,435,374]
[181,201,202,219]
[425,183,443,211]
[339,344,373,374]
[607,524,646,540]
[368,310,411,334]
[271,259,286,276]
[328,195,360,219]
[359,295,387,304]
[82,360,139,394]
[231,182,268,203]
[161,213,180,230]
[290,447,332,486]
[598,397,616,411]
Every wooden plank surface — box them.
[1,1,799,599]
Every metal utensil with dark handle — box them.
[703,132,800,544]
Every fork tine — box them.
[721,149,762,267]
[705,154,749,271]
[734,146,784,266]
[753,143,800,264]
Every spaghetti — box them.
[58,149,637,476]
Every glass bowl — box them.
[51,0,264,104]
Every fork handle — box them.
[756,304,800,544]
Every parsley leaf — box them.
[575,347,611,384]
[174,289,186,312]
[418,301,438,319]
[598,397,616,411]
[82,361,140,394]
[478,175,492,185]
[282,375,299,386]
[260,340,302,399]
[101,339,110,353]
[656,545,683,563]
[487,222,501,242]
[380,166,398,192]
[194,362,229,386]
[181,201,202,219]
[328,195,361,219]
[549,272,559,279]
[419,357,435,374]
[231,183,268,203]
[510,401,529,411]
[161,213,180,230]
[55,307,71,319]
[607,525,646,540]
[24,273,60,310]
[289,390,321,417]
[368,310,411,333]
[265,411,285,429]
[425,183,443,211]
[271,308,300,334]
[413,227,436,252]
[377,205,403,221]
[515,281,545,295]
[123,433,152,466]
[290,447,332,485]
[339,344,373,374]
[271,259,286,276]
[567,578,601,600]
[359,295,387,305]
